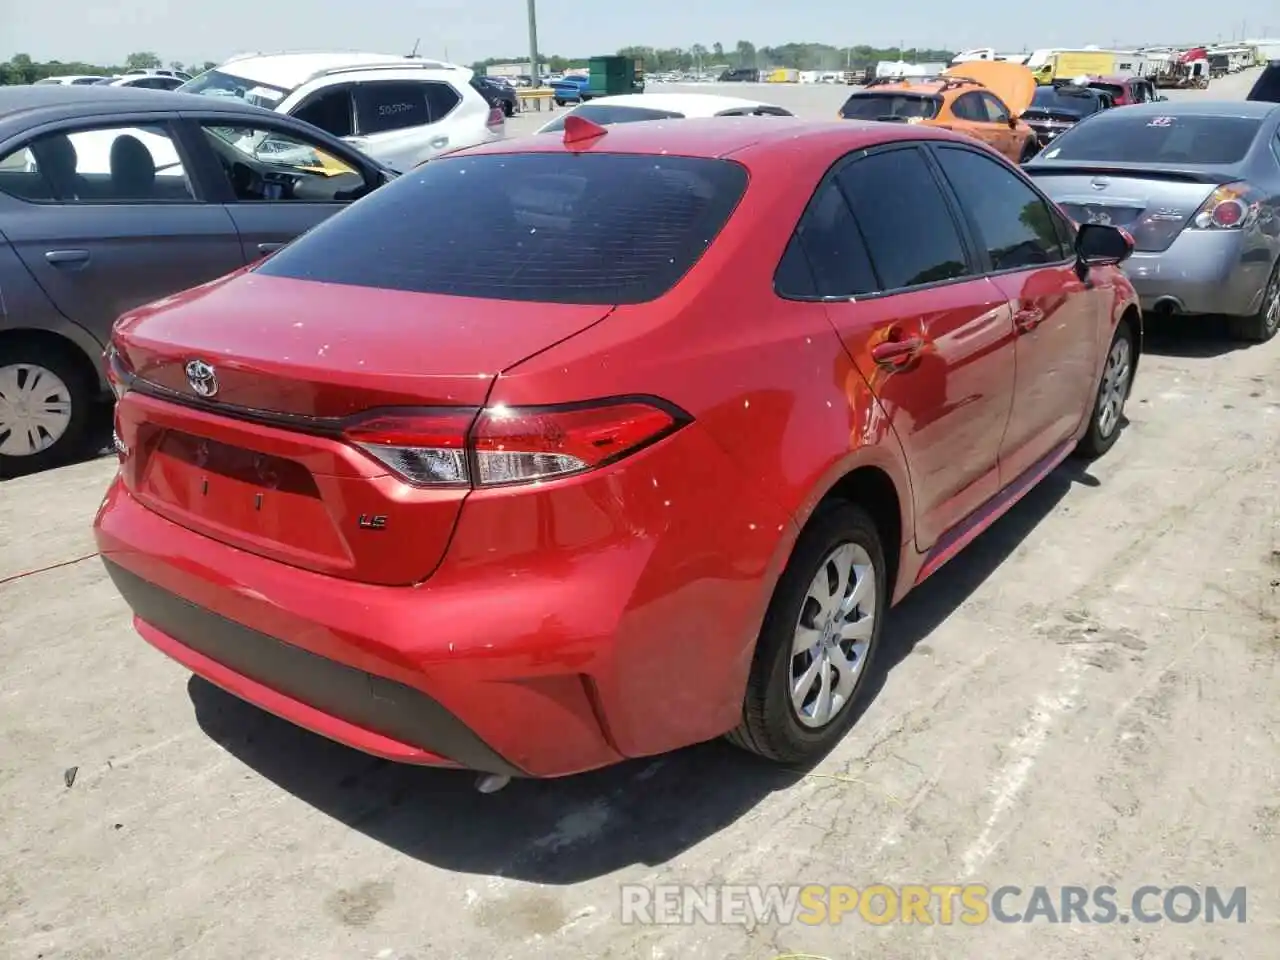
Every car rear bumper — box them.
[1123,230,1272,317]
[94,421,794,778]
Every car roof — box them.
[853,78,979,97]
[0,85,277,141]
[214,51,463,89]
[458,115,973,162]
[580,93,782,115]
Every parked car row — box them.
[4,52,1274,788]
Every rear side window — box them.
[293,89,355,138]
[775,181,877,298]
[840,93,939,121]
[538,105,685,134]
[951,93,988,122]
[257,153,748,304]
[836,148,970,290]
[1043,113,1262,164]
[354,82,432,134]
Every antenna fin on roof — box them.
[562,114,609,146]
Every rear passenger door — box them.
[351,80,460,169]
[928,143,1101,483]
[949,92,1000,152]
[0,119,243,341]
[797,144,1017,550]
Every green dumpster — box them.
[587,56,645,98]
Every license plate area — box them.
[139,430,348,562]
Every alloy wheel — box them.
[0,363,74,457]
[1096,336,1131,440]
[790,542,876,728]
[1264,269,1280,336]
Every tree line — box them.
[3,42,959,87]
[473,43,957,75]
[1,52,216,85]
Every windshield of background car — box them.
[178,69,290,109]
[538,105,686,132]
[1026,86,1105,117]
[1041,113,1262,164]
[256,153,749,304]
[839,93,940,120]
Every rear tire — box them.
[0,339,95,479]
[1075,319,1136,460]
[1227,260,1280,343]
[727,502,886,764]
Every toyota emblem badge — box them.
[185,359,219,398]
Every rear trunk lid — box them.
[1024,164,1235,253]
[112,273,613,585]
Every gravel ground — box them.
[1,66,1276,960]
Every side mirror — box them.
[1075,223,1133,267]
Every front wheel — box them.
[1075,320,1135,460]
[554,98,566,107]
[727,502,886,764]
[0,340,95,478]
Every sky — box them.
[2,0,1272,68]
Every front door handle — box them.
[871,336,924,368]
[45,249,90,267]
[257,242,285,255]
[1014,308,1045,332]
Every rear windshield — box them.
[257,152,748,304]
[840,93,939,121]
[1042,113,1262,164]
[1027,86,1107,116]
[538,104,685,133]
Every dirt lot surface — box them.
[1,68,1276,960]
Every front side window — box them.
[932,146,1067,270]
[256,153,749,304]
[980,94,1010,123]
[292,88,355,138]
[0,124,193,202]
[951,93,988,122]
[200,123,364,203]
[836,148,970,290]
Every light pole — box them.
[527,0,541,88]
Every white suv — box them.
[178,52,504,171]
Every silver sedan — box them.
[1024,99,1280,343]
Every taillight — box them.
[1189,182,1258,230]
[486,105,505,128]
[342,398,687,488]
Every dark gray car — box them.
[0,85,395,476]
[1024,100,1280,344]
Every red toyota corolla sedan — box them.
[95,115,1140,780]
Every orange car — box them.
[838,60,1039,164]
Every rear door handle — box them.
[1014,308,1045,332]
[45,249,90,267]
[870,336,924,368]
[257,242,285,254]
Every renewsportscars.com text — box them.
[620,883,1247,926]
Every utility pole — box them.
[527,0,541,87]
